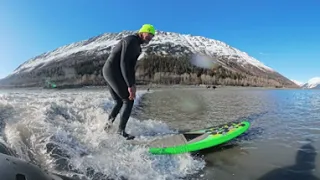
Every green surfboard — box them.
[145,121,250,155]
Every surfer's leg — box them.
[107,84,123,122]
[118,99,134,139]
[103,67,123,130]
[104,74,135,139]
[115,87,135,140]
[104,84,123,131]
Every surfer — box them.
[102,24,156,140]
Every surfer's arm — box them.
[120,38,136,87]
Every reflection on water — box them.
[135,87,320,180]
[258,139,318,180]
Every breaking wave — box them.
[0,88,205,180]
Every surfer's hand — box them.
[128,85,136,100]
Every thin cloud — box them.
[259,52,269,55]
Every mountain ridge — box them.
[9,30,274,75]
[302,77,320,89]
[290,79,305,87]
[0,30,298,88]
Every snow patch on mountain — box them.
[10,30,274,76]
[302,77,320,89]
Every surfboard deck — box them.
[180,120,250,134]
[130,120,250,155]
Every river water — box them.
[0,86,319,180]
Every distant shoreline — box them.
[0,84,304,90]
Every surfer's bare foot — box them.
[117,130,135,140]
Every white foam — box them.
[0,89,205,180]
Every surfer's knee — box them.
[123,99,134,106]
[114,99,123,107]
[121,99,134,117]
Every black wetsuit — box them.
[102,34,143,138]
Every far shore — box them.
[0,83,304,91]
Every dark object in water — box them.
[0,142,75,180]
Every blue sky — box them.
[1,0,319,83]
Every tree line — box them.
[3,53,296,88]
[134,54,285,87]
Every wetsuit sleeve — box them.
[120,39,136,87]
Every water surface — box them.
[136,87,320,180]
[0,87,319,180]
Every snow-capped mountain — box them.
[290,79,305,87]
[0,30,297,88]
[11,31,274,74]
[302,77,320,89]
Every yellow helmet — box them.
[138,24,156,35]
